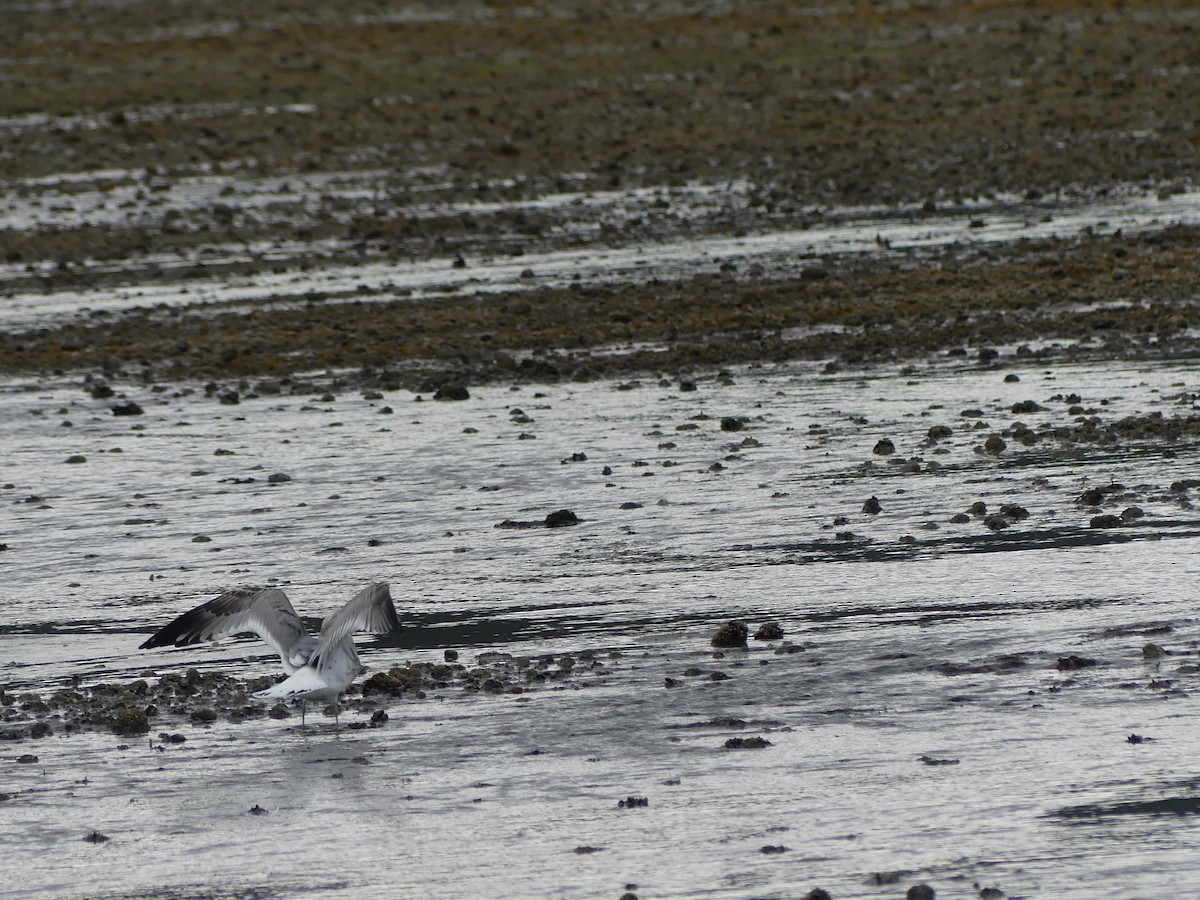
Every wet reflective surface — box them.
[4,357,1200,898]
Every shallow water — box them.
[4,356,1200,898]
[4,183,1200,332]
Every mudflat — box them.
[2,0,1198,385]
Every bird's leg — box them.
[300,699,307,727]
[333,697,340,726]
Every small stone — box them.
[711,621,749,648]
[434,383,470,401]
[804,891,833,900]
[1142,643,1167,659]
[65,455,86,464]
[720,417,745,432]
[111,401,143,416]
[267,473,291,484]
[444,649,459,662]
[1090,514,1123,528]
[907,885,936,900]
[268,703,291,719]
[725,736,772,749]
[113,706,149,735]
[17,754,39,764]
[873,438,895,455]
[191,707,218,724]
[1056,655,1096,671]
[862,496,881,514]
[984,434,1006,454]
[760,844,789,854]
[754,622,784,641]
[544,509,579,528]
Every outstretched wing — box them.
[315,582,401,655]
[139,587,316,673]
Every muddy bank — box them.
[4,1,1198,205]
[4,224,1200,390]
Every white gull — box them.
[139,582,401,723]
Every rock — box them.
[1078,487,1106,506]
[1090,514,1123,528]
[267,473,291,484]
[999,504,1029,520]
[89,383,114,399]
[544,509,579,528]
[907,885,936,900]
[983,514,1009,531]
[1011,400,1041,413]
[434,383,470,401]
[873,438,895,455]
[617,796,649,808]
[1056,655,1096,671]
[724,736,772,749]
[65,455,86,464]
[968,501,987,514]
[927,425,953,440]
[754,622,784,641]
[111,401,143,416]
[804,891,833,900]
[983,434,1006,454]
[113,706,149,735]
[191,707,218,724]
[1142,643,1167,659]
[711,621,749,648]
[862,496,881,514]
[1120,506,1144,521]
[444,649,459,662]
[950,513,970,523]
[760,844,789,854]
[720,416,746,432]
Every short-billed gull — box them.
[140,582,401,723]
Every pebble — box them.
[711,621,749,648]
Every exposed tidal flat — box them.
[4,1,1200,898]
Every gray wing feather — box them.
[140,587,316,672]
[315,583,401,656]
